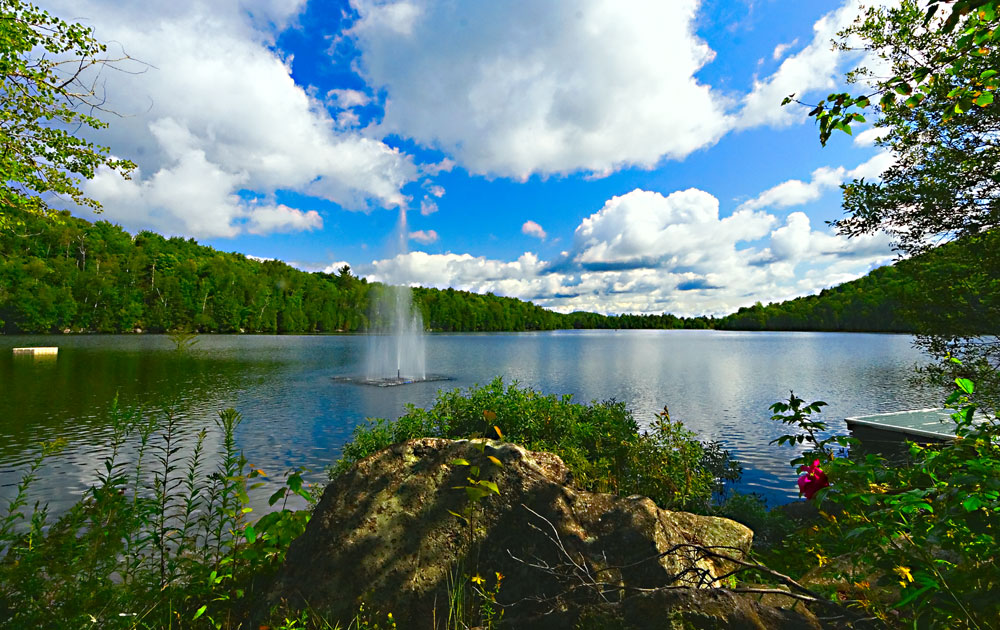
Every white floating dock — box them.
[12,347,58,356]
[845,408,960,441]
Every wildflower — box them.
[894,566,914,586]
[797,459,829,500]
[471,574,485,585]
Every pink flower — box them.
[797,459,829,500]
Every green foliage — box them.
[0,402,321,629]
[714,493,795,550]
[766,375,1000,628]
[0,0,135,225]
[332,377,741,513]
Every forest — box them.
[1,205,995,336]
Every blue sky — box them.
[52,0,897,316]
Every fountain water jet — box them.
[364,284,427,384]
[334,206,449,387]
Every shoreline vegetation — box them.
[2,206,994,337]
[3,377,997,628]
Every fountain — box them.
[333,207,449,387]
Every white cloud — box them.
[738,166,845,212]
[246,204,323,235]
[573,188,774,270]
[738,151,894,212]
[355,185,894,316]
[419,158,456,177]
[347,0,732,179]
[409,229,439,244]
[326,88,371,108]
[427,184,445,198]
[772,39,798,61]
[48,0,417,238]
[847,150,895,180]
[521,220,547,240]
[419,197,439,216]
[854,126,892,147]
[737,0,870,129]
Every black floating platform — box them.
[332,374,452,387]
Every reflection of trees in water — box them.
[0,346,275,513]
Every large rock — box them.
[268,438,819,628]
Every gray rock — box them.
[268,438,819,628]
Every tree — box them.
[1,0,135,227]
[789,0,1000,401]
[788,0,999,252]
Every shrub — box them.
[332,377,741,512]
[0,402,317,629]
[767,373,1000,628]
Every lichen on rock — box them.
[267,438,818,628]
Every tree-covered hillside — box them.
[716,230,999,335]
[0,209,564,333]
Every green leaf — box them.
[976,92,994,106]
[981,69,998,79]
[450,458,471,466]
[193,605,208,620]
[245,525,256,544]
[963,496,984,511]
[956,378,975,394]
[464,486,490,501]
[268,487,287,506]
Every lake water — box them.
[0,330,940,514]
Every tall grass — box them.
[0,401,317,629]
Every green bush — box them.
[766,374,1000,628]
[0,402,317,629]
[332,377,741,513]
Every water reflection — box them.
[0,331,938,515]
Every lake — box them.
[0,330,940,514]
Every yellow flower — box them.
[495,571,504,584]
[471,574,485,585]
[894,566,914,585]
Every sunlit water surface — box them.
[0,331,939,514]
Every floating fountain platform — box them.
[333,374,452,388]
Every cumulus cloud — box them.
[326,88,371,108]
[854,126,892,147]
[347,0,732,179]
[355,184,894,316]
[419,197,439,216]
[246,204,323,235]
[48,0,418,238]
[573,188,774,270]
[409,229,439,244]
[738,151,894,212]
[522,220,547,240]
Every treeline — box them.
[2,208,994,335]
[715,231,998,335]
[0,209,708,334]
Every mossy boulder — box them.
[268,438,818,628]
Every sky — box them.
[50,0,899,316]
